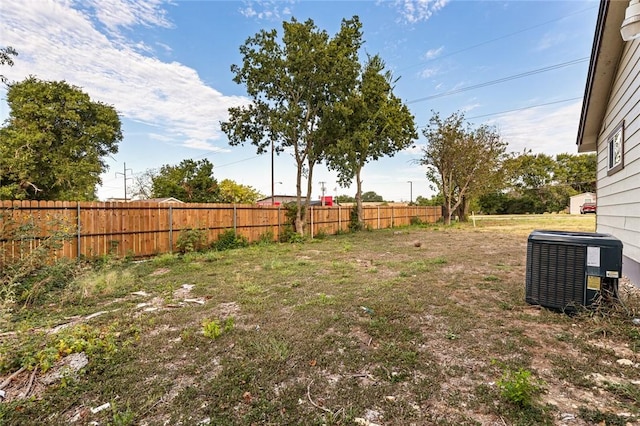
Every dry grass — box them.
[1,214,639,426]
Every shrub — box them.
[175,228,207,253]
[279,202,307,243]
[0,208,76,309]
[202,317,234,339]
[497,367,545,407]
[410,216,423,225]
[349,205,363,232]
[213,229,248,251]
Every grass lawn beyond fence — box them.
[1,214,639,425]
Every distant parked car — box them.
[580,202,597,214]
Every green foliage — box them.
[218,179,263,204]
[322,54,417,224]
[221,16,364,234]
[497,367,545,407]
[0,323,121,374]
[175,228,207,253]
[279,203,307,242]
[409,216,422,225]
[151,159,220,203]
[110,402,135,426]
[480,151,596,214]
[349,204,363,232]
[420,111,508,224]
[578,407,629,426]
[202,317,234,339]
[213,229,248,251]
[336,194,355,203]
[0,77,121,200]
[255,230,275,245]
[0,208,76,309]
[415,194,443,206]
[361,191,384,202]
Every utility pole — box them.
[407,181,413,204]
[116,163,133,201]
[271,139,275,205]
[319,181,326,206]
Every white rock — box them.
[90,402,111,414]
[616,358,635,367]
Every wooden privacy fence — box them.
[0,200,442,261]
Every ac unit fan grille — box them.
[526,242,586,309]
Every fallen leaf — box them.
[242,391,252,403]
[309,359,317,367]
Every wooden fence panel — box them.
[1,201,442,260]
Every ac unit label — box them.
[606,271,619,278]
[587,276,601,291]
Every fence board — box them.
[0,201,442,261]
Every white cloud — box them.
[424,46,444,60]
[535,32,567,51]
[489,101,582,156]
[461,102,481,113]
[0,0,249,150]
[419,67,439,79]
[394,0,450,24]
[239,0,293,21]
[83,0,174,34]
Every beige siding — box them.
[596,39,640,271]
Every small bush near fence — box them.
[0,208,77,310]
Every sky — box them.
[0,0,600,202]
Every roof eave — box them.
[576,0,627,153]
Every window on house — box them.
[607,121,624,175]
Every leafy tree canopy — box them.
[222,16,363,234]
[361,191,383,202]
[336,194,356,203]
[151,159,220,203]
[420,111,508,224]
[218,179,263,204]
[322,54,417,225]
[0,77,121,200]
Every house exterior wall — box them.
[569,192,596,215]
[596,39,640,285]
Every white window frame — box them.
[607,121,624,176]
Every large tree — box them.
[323,54,417,226]
[554,153,596,193]
[0,77,121,200]
[420,111,508,224]
[221,17,363,234]
[151,159,220,203]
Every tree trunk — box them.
[443,204,452,225]
[456,195,469,222]
[303,163,315,236]
[354,168,363,227]
[295,161,305,235]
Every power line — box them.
[406,58,588,104]
[466,97,583,121]
[398,5,596,72]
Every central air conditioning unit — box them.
[525,230,623,312]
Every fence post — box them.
[76,203,81,258]
[310,206,314,239]
[277,205,281,241]
[377,206,380,229]
[391,205,394,228]
[168,206,173,253]
[338,205,341,231]
[233,204,237,235]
